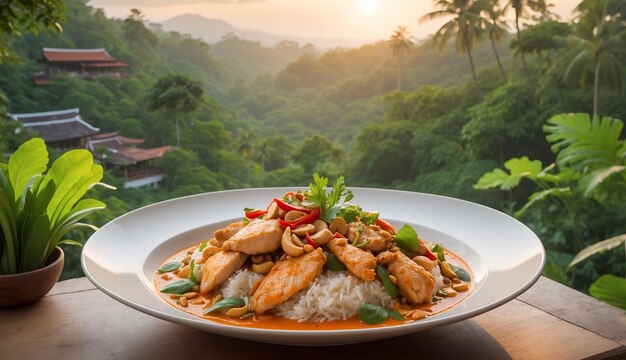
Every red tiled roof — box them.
[42,48,122,63]
[107,146,174,165]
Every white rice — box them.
[220,264,443,323]
[275,271,393,322]
[429,265,444,295]
[220,269,263,299]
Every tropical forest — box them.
[0,0,625,311]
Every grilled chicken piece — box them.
[200,250,247,294]
[386,251,435,305]
[223,219,283,255]
[327,237,377,281]
[346,222,393,253]
[213,221,246,247]
[250,248,326,314]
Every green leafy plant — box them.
[474,113,625,308]
[0,138,111,274]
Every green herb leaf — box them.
[337,204,361,223]
[204,297,245,315]
[394,224,418,253]
[449,263,471,282]
[431,244,446,262]
[158,261,182,273]
[437,289,448,297]
[160,279,196,294]
[324,251,347,271]
[189,259,201,284]
[361,212,379,225]
[308,173,354,223]
[388,309,404,321]
[377,266,399,298]
[358,304,389,325]
[243,207,255,212]
[198,241,208,252]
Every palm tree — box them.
[560,0,625,117]
[506,0,551,75]
[388,26,414,90]
[482,0,509,81]
[420,0,485,101]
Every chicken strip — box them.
[250,248,326,314]
[386,251,434,305]
[212,221,246,247]
[346,222,393,253]
[223,219,282,255]
[327,237,377,281]
[200,250,247,294]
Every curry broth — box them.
[154,242,474,330]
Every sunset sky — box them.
[90,0,581,42]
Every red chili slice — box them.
[273,198,311,213]
[305,232,319,249]
[245,209,267,219]
[277,207,321,229]
[376,218,396,234]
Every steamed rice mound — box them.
[220,265,444,323]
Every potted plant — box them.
[0,138,110,307]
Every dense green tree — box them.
[0,0,66,62]
[421,0,486,100]
[510,20,570,71]
[146,74,204,147]
[505,0,552,74]
[122,9,158,52]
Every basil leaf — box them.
[189,259,201,284]
[198,241,208,251]
[376,266,399,298]
[388,309,404,321]
[243,207,255,212]
[158,261,182,273]
[160,279,196,294]
[204,297,245,315]
[324,252,347,271]
[394,224,418,253]
[449,263,471,282]
[361,212,379,225]
[338,204,361,223]
[437,289,448,297]
[358,304,389,325]
[431,244,446,262]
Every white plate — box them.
[82,188,545,346]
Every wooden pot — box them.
[0,247,64,308]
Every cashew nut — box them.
[252,260,274,274]
[291,234,305,247]
[265,201,279,220]
[292,223,315,236]
[329,217,348,236]
[309,228,333,246]
[281,227,303,257]
[412,255,435,271]
[313,219,328,233]
[284,210,306,222]
[440,261,458,279]
[225,305,249,317]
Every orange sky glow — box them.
[90,0,581,42]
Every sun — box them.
[358,0,380,14]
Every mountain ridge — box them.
[160,14,371,49]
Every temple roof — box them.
[8,108,99,142]
[42,48,117,62]
[88,132,145,152]
[106,146,174,165]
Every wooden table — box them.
[1,276,625,360]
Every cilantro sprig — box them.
[306,173,354,223]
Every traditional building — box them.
[8,108,99,149]
[33,48,128,85]
[87,132,173,189]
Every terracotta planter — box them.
[0,247,64,308]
